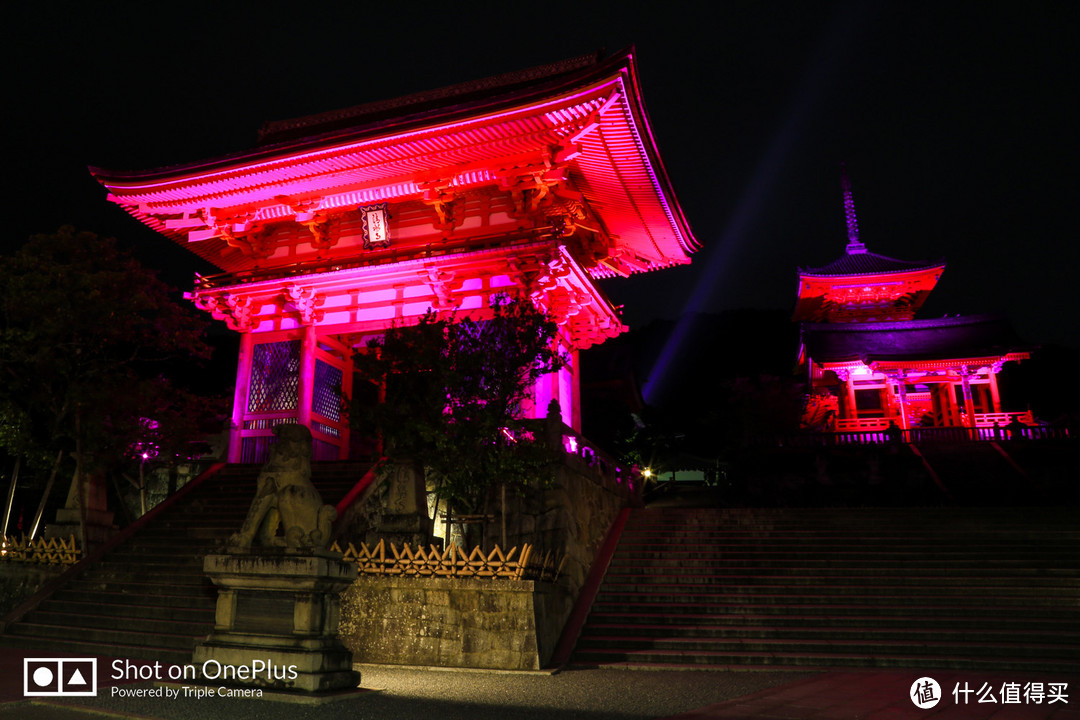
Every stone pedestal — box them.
[47,507,117,549]
[46,467,117,552]
[377,462,432,546]
[193,552,361,694]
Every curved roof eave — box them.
[92,49,638,185]
[617,49,699,256]
[798,252,946,278]
[90,49,698,268]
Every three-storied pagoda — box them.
[795,170,1030,433]
[92,50,697,462]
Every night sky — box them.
[7,1,1078,352]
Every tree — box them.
[351,295,566,542]
[0,227,216,535]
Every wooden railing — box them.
[0,535,81,565]
[973,411,1034,427]
[330,539,564,582]
[835,411,1034,433]
[768,424,1070,448]
[835,418,892,432]
[525,419,641,503]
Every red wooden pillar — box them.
[228,332,255,463]
[988,367,1002,413]
[959,367,975,428]
[895,372,911,430]
[297,324,317,430]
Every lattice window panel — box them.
[248,340,300,413]
[312,421,340,438]
[313,359,343,421]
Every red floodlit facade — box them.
[796,172,1029,433]
[92,51,697,462]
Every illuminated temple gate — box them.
[794,170,1030,434]
[92,51,697,462]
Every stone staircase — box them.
[0,462,369,665]
[572,506,1080,671]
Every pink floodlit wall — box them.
[529,357,576,428]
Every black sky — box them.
[6,1,1078,348]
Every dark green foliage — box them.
[352,295,566,513]
[0,227,219,480]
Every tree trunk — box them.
[138,459,147,517]
[1,456,21,540]
[76,412,88,552]
[500,482,507,550]
[167,463,179,497]
[29,450,63,540]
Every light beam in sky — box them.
[643,5,867,406]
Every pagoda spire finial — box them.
[841,163,866,254]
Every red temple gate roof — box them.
[90,49,697,281]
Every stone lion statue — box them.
[229,424,337,551]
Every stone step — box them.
[108,536,228,548]
[603,561,1080,574]
[600,566,1080,582]
[0,635,194,666]
[616,534,1080,546]
[80,567,210,584]
[571,648,1080,673]
[6,621,202,652]
[597,579,1080,597]
[615,535,1080,548]
[92,555,207,569]
[24,608,213,636]
[599,554,1080,568]
[0,460,375,663]
[574,635,1080,660]
[33,599,214,623]
[593,589,1076,609]
[48,588,215,609]
[64,577,215,597]
[578,623,1080,645]
[622,521,1080,531]
[585,611,1079,631]
[573,505,1080,671]
[590,599,1078,620]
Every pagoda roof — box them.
[90,49,697,278]
[800,314,1030,366]
[799,242,945,278]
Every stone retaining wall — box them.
[339,576,564,670]
[0,564,66,616]
[337,433,638,669]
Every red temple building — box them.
[795,171,1031,435]
[91,50,697,462]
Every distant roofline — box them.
[798,250,946,278]
[801,313,1009,334]
[799,314,1033,365]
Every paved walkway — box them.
[0,649,1076,720]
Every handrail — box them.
[759,425,1071,448]
[334,459,384,518]
[835,411,1034,433]
[547,507,630,668]
[523,418,642,505]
